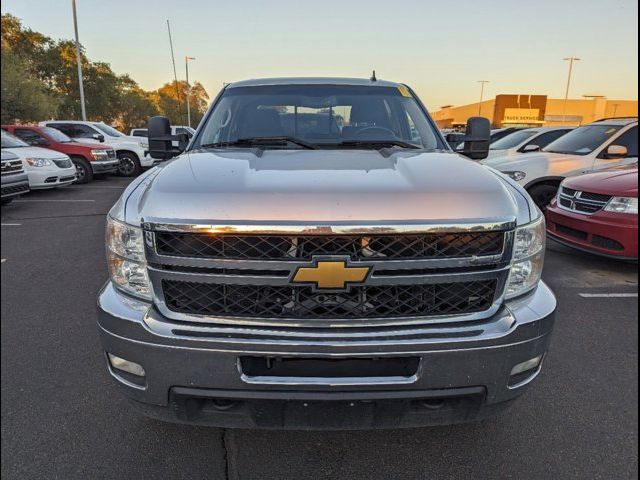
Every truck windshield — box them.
[1,132,29,148]
[195,84,442,150]
[41,127,72,143]
[94,123,125,137]
[544,125,622,155]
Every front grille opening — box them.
[162,279,498,319]
[556,224,588,240]
[592,235,625,251]
[154,231,505,261]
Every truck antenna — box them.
[370,70,377,82]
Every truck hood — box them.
[126,149,522,226]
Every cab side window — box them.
[13,129,48,146]
[611,126,638,157]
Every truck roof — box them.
[226,77,404,89]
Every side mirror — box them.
[521,144,541,153]
[604,144,628,159]
[93,133,105,142]
[453,117,490,160]
[148,116,175,160]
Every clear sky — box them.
[2,0,638,110]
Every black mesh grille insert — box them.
[162,279,498,319]
[592,235,625,251]
[579,191,611,202]
[155,232,505,261]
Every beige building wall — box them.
[433,96,638,128]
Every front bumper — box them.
[27,166,77,189]
[1,173,30,199]
[547,200,638,259]
[91,159,119,174]
[97,280,556,429]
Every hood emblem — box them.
[291,258,371,291]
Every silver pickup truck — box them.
[97,78,556,429]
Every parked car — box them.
[490,127,529,143]
[483,117,638,208]
[1,131,77,189]
[2,125,118,184]
[1,150,30,204]
[130,125,195,153]
[39,120,154,177]
[97,77,555,429]
[546,165,638,260]
[485,126,573,159]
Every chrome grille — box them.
[52,158,73,169]
[146,224,513,327]
[162,279,498,319]
[154,231,505,261]
[558,186,611,215]
[1,160,24,176]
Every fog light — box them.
[108,353,145,377]
[510,355,542,376]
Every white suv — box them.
[39,121,154,176]
[483,118,638,208]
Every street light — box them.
[185,56,196,128]
[562,57,581,124]
[71,0,87,120]
[477,80,489,116]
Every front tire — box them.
[528,184,559,210]
[117,152,142,177]
[72,157,93,184]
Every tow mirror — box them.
[604,144,628,159]
[522,144,541,153]
[148,116,176,160]
[93,133,105,142]
[448,117,490,160]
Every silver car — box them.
[97,78,556,429]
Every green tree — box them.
[153,81,209,126]
[0,48,59,123]
[116,75,159,132]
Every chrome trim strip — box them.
[143,219,516,235]
[239,373,419,386]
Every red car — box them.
[1,125,119,183]
[547,165,638,260]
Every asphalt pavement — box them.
[1,176,638,480]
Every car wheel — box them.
[72,157,93,184]
[528,184,558,210]
[117,152,142,177]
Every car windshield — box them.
[490,129,538,150]
[1,132,29,148]
[94,123,125,137]
[194,84,442,150]
[544,124,623,155]
[41,127,72,143]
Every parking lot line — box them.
[579,293,638,298]
[1,259,6,263]
[14,199,95,203]
[1,223,22,226]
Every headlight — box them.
[506,216,545,299]
[503,171,527,182]
[604,196,638,214]
[139,142,149,149]
[106,216,151,300]
[91,149,109,161]
[25,157,52,167]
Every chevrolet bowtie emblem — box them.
[291,259,371,291]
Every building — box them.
[432,94,638,129]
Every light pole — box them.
[71,0,87,120]
[185,56,196,128]
[477,80,489,116]
[562,57,580,124]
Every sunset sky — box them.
[2,0,638,110]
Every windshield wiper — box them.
[201,136,318,150]
[337,139,421,149]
